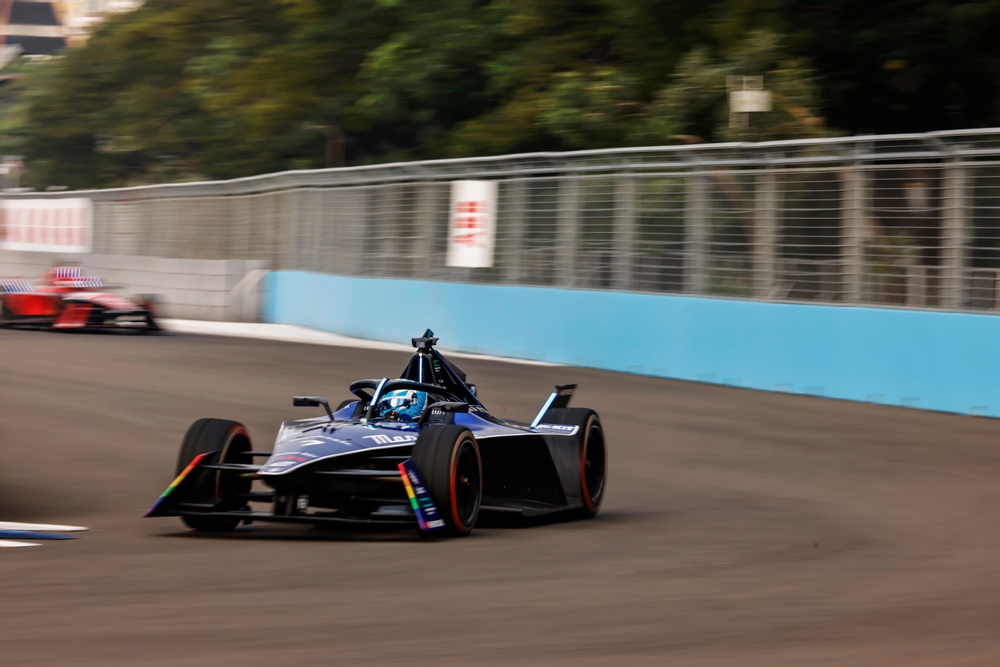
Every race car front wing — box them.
[145,451,445,531]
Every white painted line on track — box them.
[0,522,88,532]
[161,320,561,367]
[0,540,40,548]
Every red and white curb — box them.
[0,522,88,548]
[0,540,38,548]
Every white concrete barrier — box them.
[0,250,267,321]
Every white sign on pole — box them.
[0,198,93,253]
[446,180,497,268]
[729,89,773,113]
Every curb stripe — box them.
[0,540,40,548]
[0,521,88,532]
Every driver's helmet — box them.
[377,389,427,422]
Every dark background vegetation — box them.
[3,0,1000,188]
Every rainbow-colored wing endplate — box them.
[144,452,211,518]
[398,460,446,531]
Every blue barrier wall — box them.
[263,270,1000,417]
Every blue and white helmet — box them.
[377,389,427,422]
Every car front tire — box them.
[176,418,253,532]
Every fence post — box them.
[320,189,338,275]
[308,190,326,271]
[503,179,527,284]
[612,173,637,290]
[227,197,246,260]
[842,164,867,303]
[279,189,301,272]
[96,200,117,255]
[941,158,969,309]
[344,187,369,276]
[382,184,404,277]
[686,169,709,294]
[104,200,123,256]
[217,196,232,260]
[131,200,146,256]
[753,165,777,298]
[93,200,110,254]
[556,175,580,287]
[414,181,439,280]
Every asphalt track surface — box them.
[2,330,1000,666]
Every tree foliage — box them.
[4,0,1000,188]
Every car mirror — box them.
[293,396,334,421]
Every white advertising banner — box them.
[0,198,93,253]
[446,180,497,268]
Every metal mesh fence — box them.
[14,128,1000,312]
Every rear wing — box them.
[71,277,103,288]
[51,267,102,288]
[531,384,577,427]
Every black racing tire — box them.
[143,309,161,333]
[544,407,607,517]
[336,399,356,411]
[411,425,482,536]
[176,418,253,532]
[138,315,159,334]
[0,302,10,327]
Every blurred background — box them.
[0,1,1000,188]
[0,1,998,414]
[4,4,1000,665]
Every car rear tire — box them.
[543,408,607,517]
[176,418,253,532]
[138,315,158,334]
[412,425,482,536]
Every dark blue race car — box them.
[146,330,607,536]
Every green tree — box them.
[783,0,1000,133]
[14,0,389,188]
[12,0,1000,189]
[655,29,831,143]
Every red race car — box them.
[0,267,159,332]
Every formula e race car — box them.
[0,267,158,331]
[146,330,607,536]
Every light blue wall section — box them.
[263,271,1000,417]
